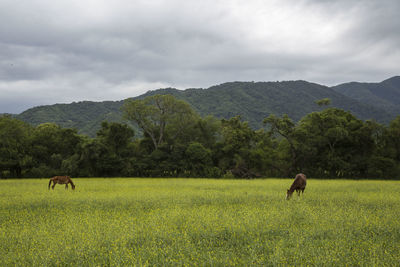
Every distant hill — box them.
[331,76,400,115]
[140,80,394,128]
[15,78,400,136]
[17,101,127,136]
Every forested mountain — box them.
[17,101,128,137]
[140,80,393,128]
[16,78,400,136]
[331,76,400,115]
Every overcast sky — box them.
[1,0,399,113]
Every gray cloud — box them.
[0,0,399,113]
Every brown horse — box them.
[48,176,75,190]
[286,173,306,200]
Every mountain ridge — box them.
[331,76,400,115]
[13,77,400,136]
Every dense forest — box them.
[14,77,400,137]
[1,94,400,179]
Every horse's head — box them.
[286,189,292,200]
[71,184,76,190]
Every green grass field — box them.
[1,178,399,266]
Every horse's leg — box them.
[65,184,68,190]
[52,181,56,189]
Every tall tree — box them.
[29,123,82,177]
[296,108,376,178]
[184,142,213,177]
[95,122,135,176]
[96,122,134,156]
[123,95,198,150]
[388,116,400,162]
[0,116,32,177]
[216,116,257,177]
[263,114,298,176]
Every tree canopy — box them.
[1,95,400,179]
[123,95,199,150]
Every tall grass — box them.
[1,178,399,265]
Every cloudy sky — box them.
[1,0,399,113]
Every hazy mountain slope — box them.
[16,78,398,136]
[142,80,393,128]
[17,101,126,136]
[331,76,400,115]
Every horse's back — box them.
[294,173,306,189]
[52,176,70,183]
[295,173,306,180]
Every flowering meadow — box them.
[1,178,399,266]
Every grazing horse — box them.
[48,176,75,190]
[286,173,306,200]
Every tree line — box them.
[1,94,400,179]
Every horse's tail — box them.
[48,178,53,189]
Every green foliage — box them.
[184,142,213,177]
[1,178,400,265]
[27,123,81,177]
[215,116,258,177]
[1,94,400,179]
[263,114,297,176]
[0,116,32,177]
[296,109,368,177]
[315,98,331,106]
[264,109,400,179]
[97,122,134,156]
[123,95,199,150]
[388,116,400,162]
